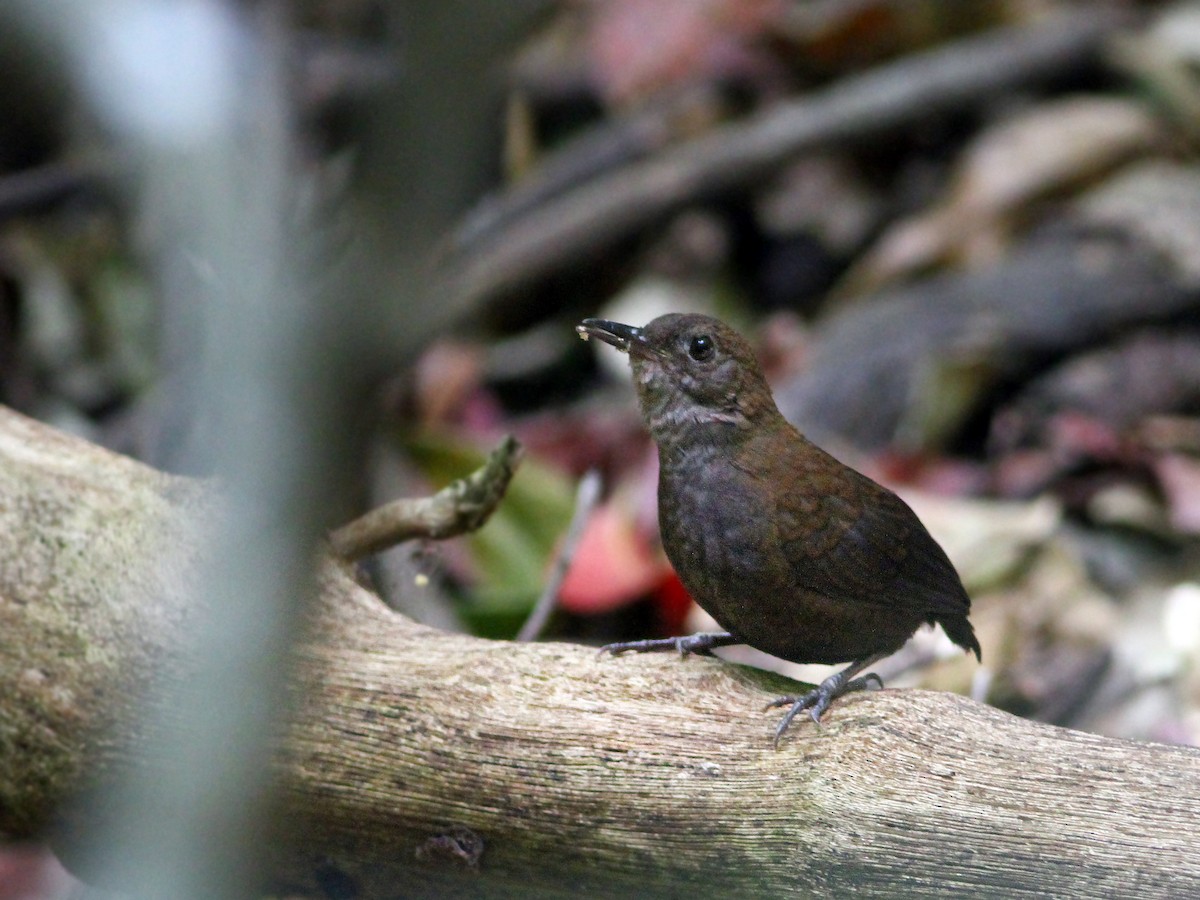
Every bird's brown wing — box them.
[775,455,972,622]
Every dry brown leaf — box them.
[840,95,1163,294]
[1156,453,1200,535]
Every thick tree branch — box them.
[2,404,1199,898]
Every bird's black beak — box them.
[576,318,646,353]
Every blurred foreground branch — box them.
[2,404,1199,899]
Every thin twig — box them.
[329,435,524,562]
[515,468,602,642]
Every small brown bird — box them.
[577,313,980,745]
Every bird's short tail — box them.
[941,617,982,661]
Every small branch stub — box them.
[328,435,523,562]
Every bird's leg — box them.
[766,653,887,748]
[600,631,738,658]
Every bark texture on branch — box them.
[2,404,1199,899]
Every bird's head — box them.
[577,313,780,446]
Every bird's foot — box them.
[600,631,737,658]
[766,669,884,748]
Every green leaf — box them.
[403,431,576,632]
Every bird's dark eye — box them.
[688,334,714,361]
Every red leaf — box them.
[559,502,671,613]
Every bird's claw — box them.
[848,673,884,693]
[599,632,734,658]
[767,670,884,749]
[598,637,691,657]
